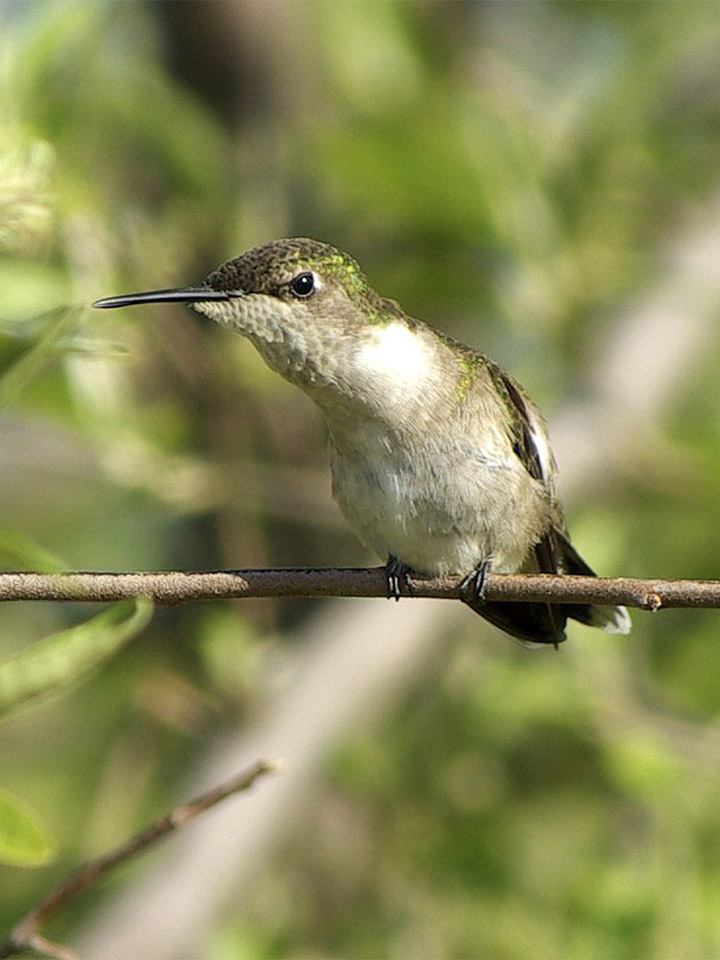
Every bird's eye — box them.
[290,272,316,299]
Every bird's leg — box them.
[460,558,492,606]
[385,555,415,601]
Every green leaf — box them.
[56,335,132,359]
[0,597,154,720]
[0,786,56,867]
[0,304,79,411]
[0,529,67,573]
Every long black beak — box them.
[93,286,245,309]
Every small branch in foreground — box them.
[0,759,278,960]
[0,568,718,610]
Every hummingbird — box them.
[94,238,630,646]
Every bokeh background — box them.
[2,1,720,957]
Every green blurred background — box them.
[2,1,720,957]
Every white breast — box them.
[355,323,431,397]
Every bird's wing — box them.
[480,364,630,641]
[490,367,554,486]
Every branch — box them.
[0,568,717,610]
[0,759,278,960]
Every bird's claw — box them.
[460,559,492,606]
[385,556,415,601]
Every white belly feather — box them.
[326,322,550,576]
[330,433,545,576]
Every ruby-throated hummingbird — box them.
[94,238,630,646]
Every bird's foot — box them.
[460,559,492,606]
[385,556,415,601]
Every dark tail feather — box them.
[463,528,630,647]
[463,594,567,647]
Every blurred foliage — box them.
[0,786,55,868]
[0,0,719,957]
[0,596,153,721]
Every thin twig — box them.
[0,759,278,960]
[0,568,717,610]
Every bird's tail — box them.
[463,529,631,647]
[554,534,631,635]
